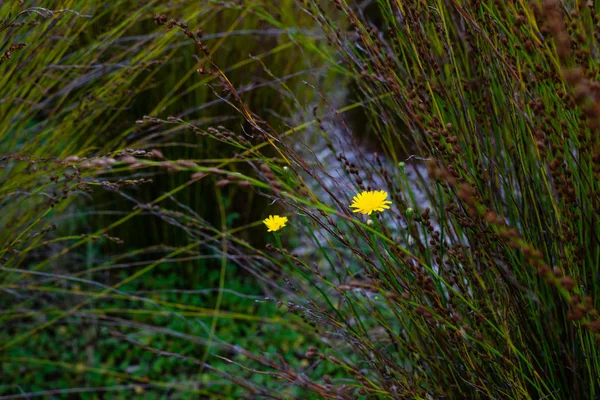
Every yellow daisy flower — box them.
[350,190,392,215]
[263,215,288,232]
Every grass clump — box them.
[1,1,332,398]
[148,0,598,398]
[2,0,600,399]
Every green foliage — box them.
[3,0,600,399]
[1,0,330,398]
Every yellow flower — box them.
[350,190,392,215]
[263,215,288,232]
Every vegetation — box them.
[2,0,600,399]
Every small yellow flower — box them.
[263,215,288,232]
[350,190,392,215]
